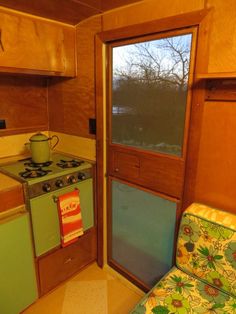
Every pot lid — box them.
[29,132,49,142]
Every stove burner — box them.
[19,168,52,179]
[24,160,53,168]
[56,159,84,169]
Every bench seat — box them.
[130,203,236,314]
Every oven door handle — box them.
[53,188,79,203]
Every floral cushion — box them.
[131,266,236,314]
[176,203,236,297]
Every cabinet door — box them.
[0,212,38,314]
[0,10,76,76]
[109,179,177,288]
[207,0,236,74]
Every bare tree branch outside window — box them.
[111,33,192,156]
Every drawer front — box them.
[38,227,97,295]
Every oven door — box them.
[30,178,94,257]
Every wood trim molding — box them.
[98,9,210,43]
[0,125,48,136]
[182,80,206,209]
[95,34,105,267]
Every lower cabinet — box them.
[0,209,38,314]
[38,227,97,295]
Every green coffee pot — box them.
[25,133,59,164]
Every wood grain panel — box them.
[114,151,140,179]
[0,1,101,25]
[48,16,102,138]
[206,0,236,74]
[101,0,142,11]
[109,146,184,198]
[0,9,76,76]
[194,101,236,214]
[0,185,24,213]
[102,0,205,30]
[0,0,143,25]
[182,81,206,210]
[38,227,97,295]
[0,76,48,135]
[139,155,184,198]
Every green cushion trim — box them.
[183,212,236,232]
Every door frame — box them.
[95,8,212,268]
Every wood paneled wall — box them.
[102,0,205,30]
[194,100,236,212]
[206,0,236,74]
[0,76,48,135]
[184,79,236,214]
[48,16,102,139]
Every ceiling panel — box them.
[0,0,141,25]
[0,0,101,25]
[101,0,142,11]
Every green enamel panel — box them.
[30,178,94,256]
[111,180,177,286]
[0,212,38,314]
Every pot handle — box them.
[50,135,59,150]
[24,142,30,150]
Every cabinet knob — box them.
[64,257,72,264]
[114,168,119,172]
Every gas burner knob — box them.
[55,180,64,188]
[78,172,86,180]
[68,175,77,184]
[42,183,51,192]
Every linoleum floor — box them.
[23,263,143,314]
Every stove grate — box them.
[19,167,52,179]
[56,159,84,169]
[24,160,53,168]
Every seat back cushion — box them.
[176,203,236,297]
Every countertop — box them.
[0,172,22,191]
[0,167,25,213]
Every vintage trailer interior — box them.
[0,0,236,313]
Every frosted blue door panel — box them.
[111,180,177,286]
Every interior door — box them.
[107,28,197,289]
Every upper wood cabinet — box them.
[198,0,236,78]
[0,9,76,77]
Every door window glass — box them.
[112,33,192,156]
